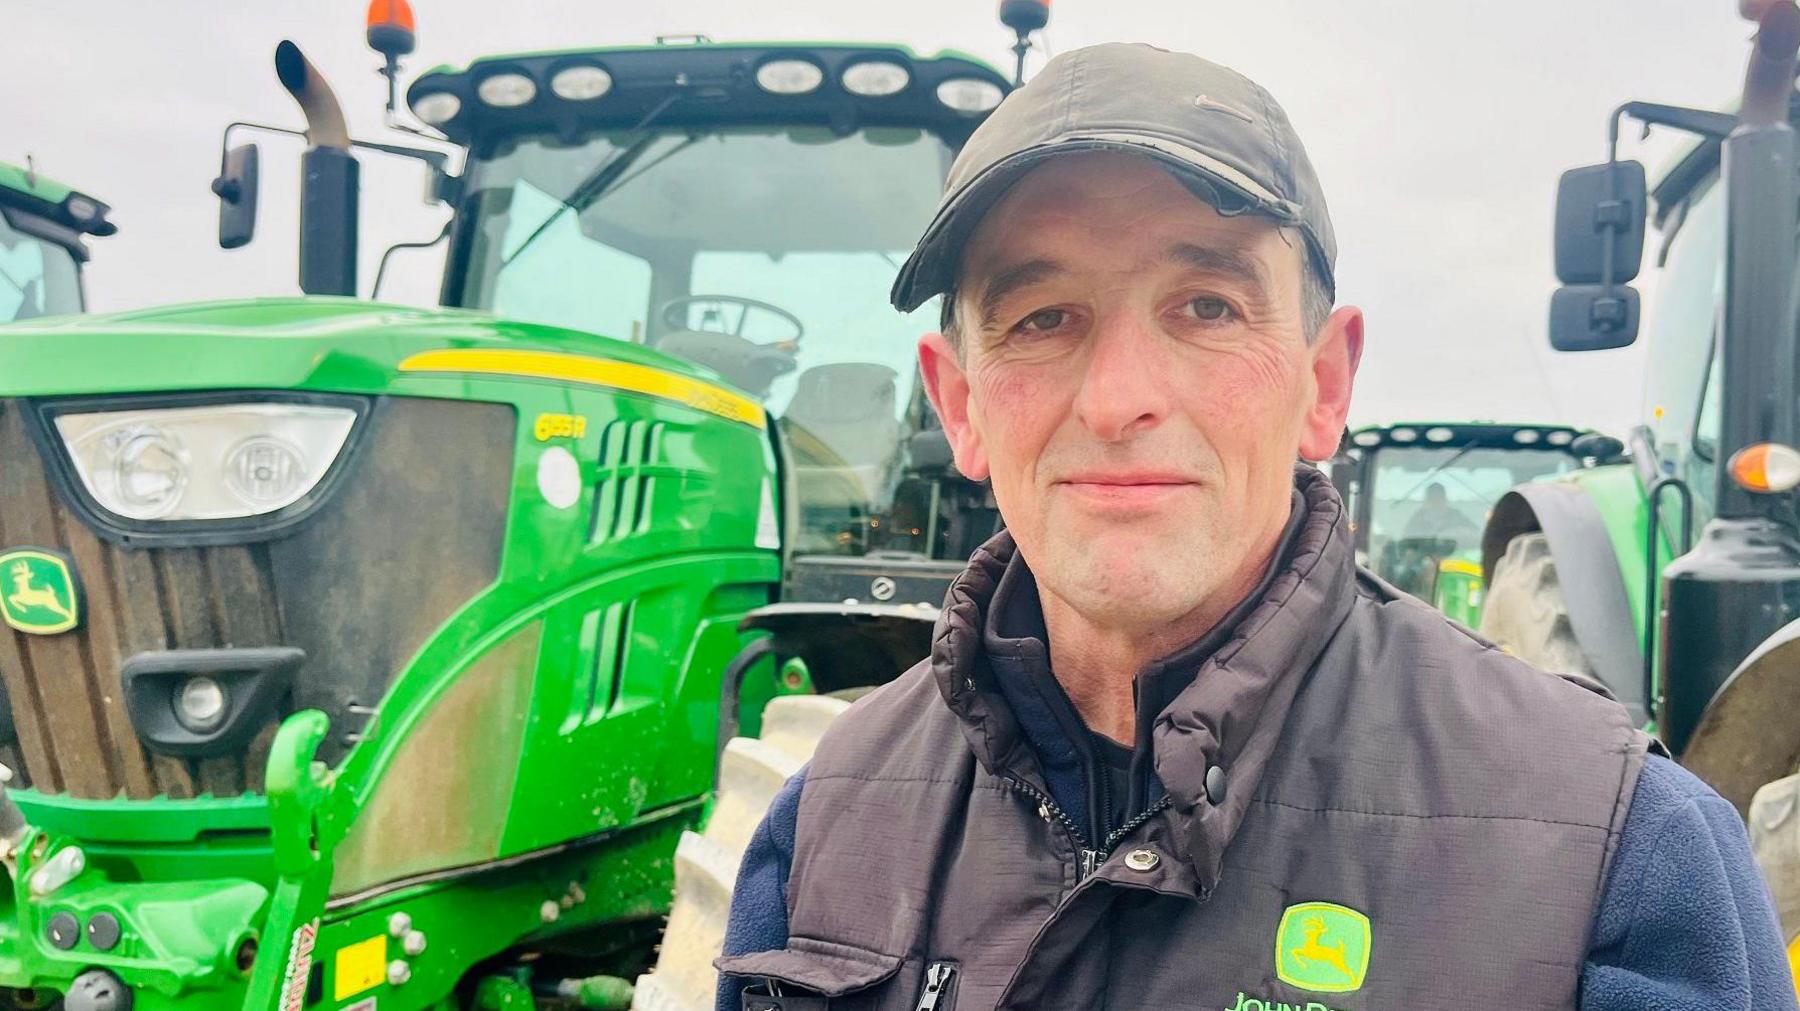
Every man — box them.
[1400,482,1477,543]
[715,44,1795,1010]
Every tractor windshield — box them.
[1364,444,1577,597]
[0,211,82,322]
[456,125,957,558]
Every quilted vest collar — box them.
[932,465,1358,893]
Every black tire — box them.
[1478,532,1597,679]
[631,695,852,1011]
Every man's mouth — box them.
[1053,471,1201,507]
[1057,469,1198,488]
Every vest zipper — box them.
[1006,776,1105,880]
[1010,777,1177,880]
[1101,794,1174,852]
[913,961,957,1011]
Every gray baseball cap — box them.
[890,42,1337,313]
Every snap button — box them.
[1124,848,1160,872]
[1205,764,1227,804]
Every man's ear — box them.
[919,331,990,481]
[1298,306,1364,462]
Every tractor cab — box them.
[0,162,114,322]
[1333,422,1588,622]
[423,44,1008,604]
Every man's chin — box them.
[1038,539,1219,613]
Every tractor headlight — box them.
[551,64,613,101]
[477,72,537,108]
[935,77,1005,114]
[756,59,825,95]
[54,403,357,522]
[410,91,462,126]
[841,61,911,97]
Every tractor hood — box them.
[0,296,756,413]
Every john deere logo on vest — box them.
[0,549,81,636]
[1275,901,1371,993]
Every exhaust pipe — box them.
[275,40,359,296]
[1714,1,1800,521]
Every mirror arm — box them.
[1613,102,1739,145]
[1582,101,1732,337]
[348,139,452,175]
[213,121,306,201]
[214,121,454,184]
[221,121,307,156]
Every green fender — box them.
[1479,463,1669,723]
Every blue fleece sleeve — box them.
[714,767,806,1011]
[1581,755,1797,1010]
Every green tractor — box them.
[1329,421,1599,627]
[1474,0,1800,971]
[0,3,1029,1007]
[0,162,115,322]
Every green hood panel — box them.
[0,296,746,402]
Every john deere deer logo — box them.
[1275,902,1371,994]
[1293,917,1353,977]
[0,549,81,636]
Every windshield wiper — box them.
[0,262,25,299]
[500,90,684,269]
[1397,440,1482,502]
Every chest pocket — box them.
[719,941,959,1011]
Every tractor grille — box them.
[0,395,511,800]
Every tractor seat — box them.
[654,329,797,399]
[781,363,902,514]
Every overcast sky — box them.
[6,1,1755,434]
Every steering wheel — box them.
[658,295,804,347]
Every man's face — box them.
[919,152,1361,630]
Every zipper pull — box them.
[1079,849,1103,879]
[914,962,957,1011]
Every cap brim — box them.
[890,133,1300,313]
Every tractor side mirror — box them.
[1550,160,1646,351]
[1554,161,1647,284]
[1570,432,1627,463]
[212,143,261,250]
[1550,284,1640,351]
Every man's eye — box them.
[1187,297,1234,322]
[1019,308,1068,332]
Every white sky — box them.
[6,1,1755,434]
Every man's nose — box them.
[1071,310,1173,442]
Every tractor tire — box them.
[1749,771,1800,954]
[1477,532,1598,680]
[631,694,852,1011]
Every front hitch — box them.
[242,711,336,1011]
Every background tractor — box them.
[0,2,1034,1007]
[0,161,115,323]
[1329,421,1600,626]
[1474,0,1800,970]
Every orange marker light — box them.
[367,0,416,58]
[1728,442,1800,493]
